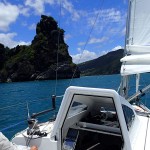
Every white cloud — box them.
[62,0,80,21]
[19,5,30,17]
[25,0,45,14]
[106,9,121,22]
[89,37,108,44]
[24,0,80,21]
[0,33,30,48]
[96,45,123,58]
[64,34,72,41]
[85,8,125,38]
[21,22,28,27]
[87,8,122,27]
[78,42,85,46]
[29,23,36,30]
[45,0,55,4]
[109,28,119,35]
[111,45,123,51]
[100,45,123,56]
[0,2,20,31]
[18,41,30,46]
[72,45,123,64]
[71,50,98,64]
[24,0,55,15]
[78,37,108,46]
[122,27,126,36]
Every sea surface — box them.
[0,74,150,139]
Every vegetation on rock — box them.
[0,15,80,82]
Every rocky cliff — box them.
[0,15,80,82]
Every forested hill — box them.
[0,15,80,82]
[78,49,124,76]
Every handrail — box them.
[31,108,55,118]
[31,95,56,118]
[127,84,150,102]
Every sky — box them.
[0,0,128,64]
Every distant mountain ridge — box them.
[78,49,124,76]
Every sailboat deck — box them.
[130,115,150,150]
[12,121,56,150]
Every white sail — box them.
[121,0,150,76]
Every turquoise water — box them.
[0,74,150,139]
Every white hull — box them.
[12,87,150,150]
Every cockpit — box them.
[61,94,123,150]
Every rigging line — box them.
[26,131,36,147]
[117,77,123,93]
[140,75,147,105]
[0,97,50,110]
[68,0,104,87]
[3,116,28,122]
[54,0,62,96]
[131,0,136,45]
[26,120,38,146]
[28,97,50,104]
[0,102,26,110]
[26,101,30,119]
[40,121,53,134]
[144,117,149,150]
[0,120,26,132]
[4,112,28,119]
[124,0,131,54]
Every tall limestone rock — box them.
[32,15,72,72]
[0,15,80,82]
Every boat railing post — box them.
[52,95,56,109]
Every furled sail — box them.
[121,0,150,76]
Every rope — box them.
[54,0,62,96]
[0,97,50,111]
[131,0,137,45]
[144,117,149,150]
[0,102,26,110]
[140,74,150,106]
[26,120,38,146]
[0,120,26,132]
[68,0,104,86]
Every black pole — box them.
[52,95,56,109]
[31,108,54,118]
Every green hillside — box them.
[78,49,123,76]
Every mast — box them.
[120,0,131,98]
[120,76,129,98]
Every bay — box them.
[0,74,150,139]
